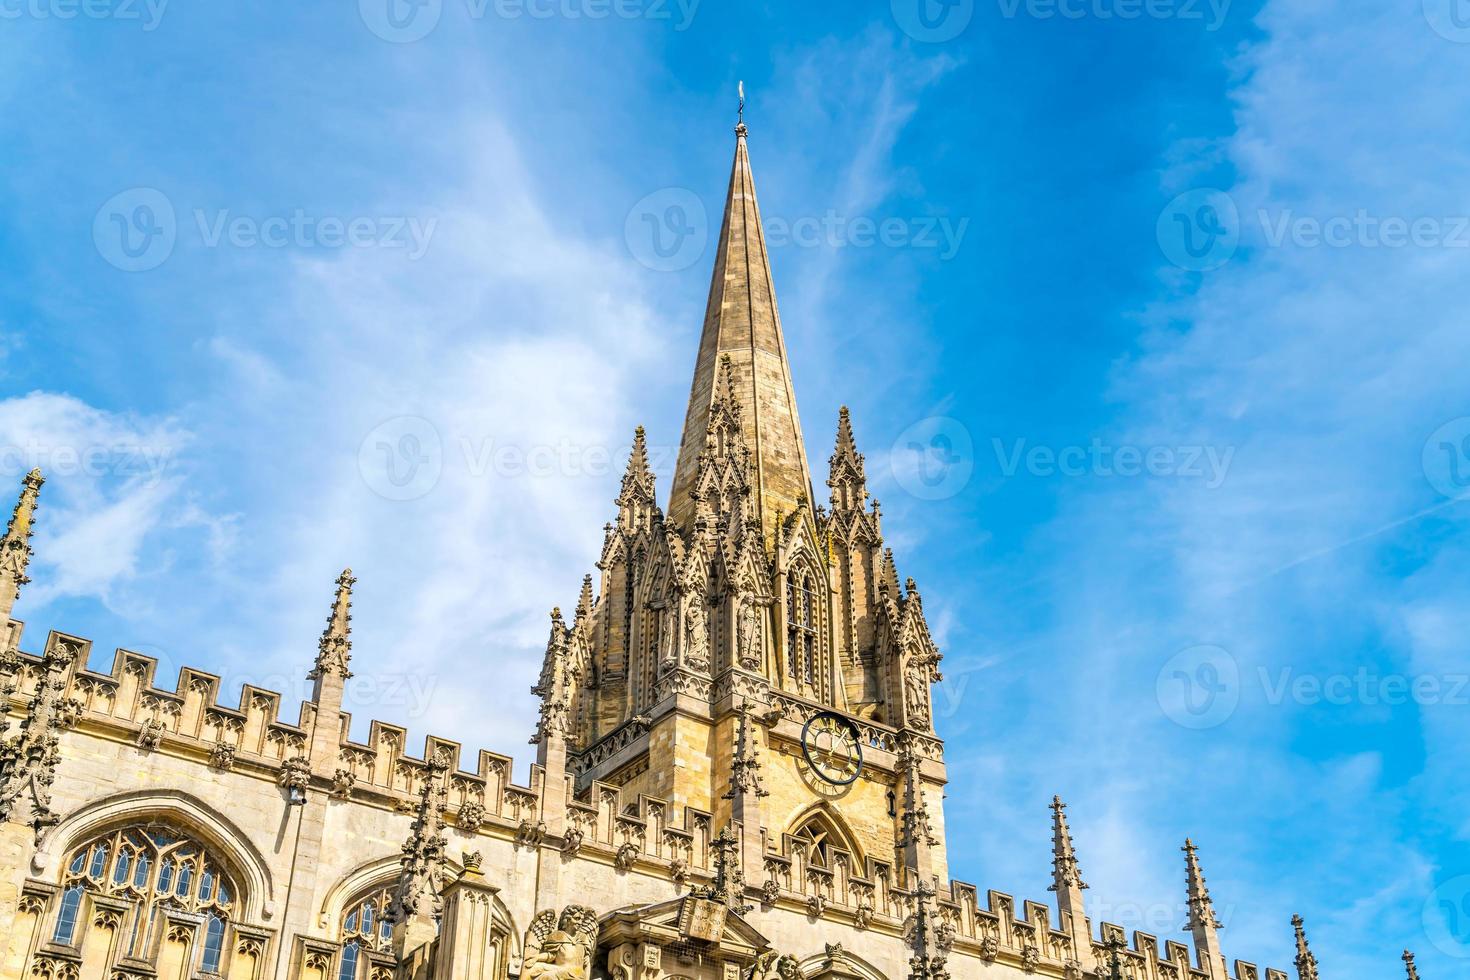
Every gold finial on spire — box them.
[736,79,746,136]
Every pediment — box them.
[599,896,769,957]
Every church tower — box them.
[535,115,950,890]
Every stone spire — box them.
[1291,914,1319,980]
[1049,796,1095,973]
[1402,949,1419,980]
[387,753,450,957]
[311,569,355,682]
[896,732,936,884]
[827,406,869,514]
[907,879,952,980]
[1183,838,1227,980]
[616,426,660,530]
[668,121,815,544]
[0,469,43,624]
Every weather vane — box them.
[737,80,746,132]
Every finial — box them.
[310,568,355,681]
[0,468,45,621]
[1292,914,1319,980]
[1182,838,1223,930]
[736,80,748,138]
[1049,795,1088,893]
[1402,950,1419,980]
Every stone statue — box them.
[523,906,599,980]
[736,591,761,670]
[683,595,709,672]
[904,656,933,727]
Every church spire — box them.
[668,119,814,544]
[1291,914,1319,980]
[1402,949,1419,980]
[0,469,43,623]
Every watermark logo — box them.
[94,188,177,273]
[359,0,442,42]
[358,416,443,501]
[625,188,707,272]
[890,416,975,501]
[762,211,969,260]
[0,0,169,29]
[990,437,1234,487]
[995,0,1230,29]
[1424,0,1470,43]
[1422,417,1470,501]
[891,0,974,41]
[1423,875,1470,958]
[1157,188,1239,272]
[1156,644,1240,730]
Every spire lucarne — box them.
[668,119,815,543]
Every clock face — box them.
[801,712,864,785]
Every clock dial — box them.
[801,712,864,785]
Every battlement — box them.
[0,616,1289,980]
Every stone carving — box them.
[904,655,935,729]
[853,901,873,930]
[517,819,547,849]
[385,754,451,926]
[278,757,310,798]
[209,741,236,772]
[458,800,487,833]
[616,841,640,871]
[736,591,761,670]
[658,611,676,675]
[562,827,585,856]
[523,905,599,980]
[668,857,688,885]
[760,878,780,906]
[683,595,709,673]
[0,638,81,842]
[744,951,801,980]
[330,768,356,800]
[806,893,827,917]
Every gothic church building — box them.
[0,122,1368,980]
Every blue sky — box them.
[3,0,1468,974]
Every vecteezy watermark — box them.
[1157,646,1470,729]
[995,0,1230,30]
[1423,875,1470,959]
[359,416,444,502]
[1422,417,1470,501]
[93,187,437,272]
[0,441,174,487]
[1087,897,1238,935]
[1159,188,1470,271]
[991,438,1234,488]
[1423,0,1470,43]
[625,188,708,272]
[1156,645,1240,730]
[358,0,698,42]
[0,0,168,29]
[890,417,976,502]
[762,211,969,260]
[1156,189,1240,272]
[890,0,974,42]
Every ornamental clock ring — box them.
[800,711,864,785]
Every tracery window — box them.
[338,885,396,980]
[786,570,819,691]
[795,819,833,866]
[55,826,236,966]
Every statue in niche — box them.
[683,594,710,672]
[523,906,599,980]
[736,591,761,671]
[904,655,934,728]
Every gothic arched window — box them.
[792,812,860,869]
[55,826,237,967]
[786,569,819,693]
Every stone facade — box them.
[0,122,1340,980]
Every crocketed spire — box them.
[0,469,43,623]
[311,569,355,680]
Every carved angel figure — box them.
[523,905,599,980]
[904,657,934,727]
